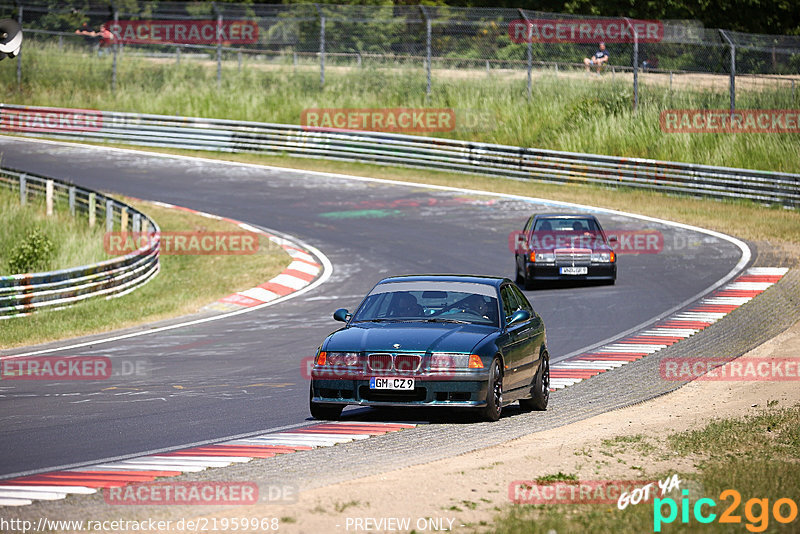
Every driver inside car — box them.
[390,292,424,317]
[460,294,491,320]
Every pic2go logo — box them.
[654,489,798,532]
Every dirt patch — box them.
[191,316,800,533]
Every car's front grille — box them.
[368,353,393,372]
[555,248,591,264]
[366,353,423,372]
[394,354,422,372]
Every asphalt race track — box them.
[0,138,745,479]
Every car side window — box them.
[510,285,532,313]
[500,286,519,318]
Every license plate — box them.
[560,266,588,275]
[370,377,415,390]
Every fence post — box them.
[120,207,128,231]
[624,18,639,111]
[45,180,53,216]
[112,7,119,92]
[420,6,431,99]
[19,173,26,206]
[106,199,114,232]
[316,4,325,87]
[518,9,532,100]
[176,46,180,65]
[238,50,242,72]
[719,30,735,116]
[132,213,141,232]
[16,5,21,90]
[69,186,76,215]
[88,193,96,227]
[215,6,223,88]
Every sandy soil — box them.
[191,317,800,533]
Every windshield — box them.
[351,283,499,326]
[531,217,607,250]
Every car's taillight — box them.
[529,251,535,262]
[610,251,616,262]
[315,351,327,365]
[468,354,484,369]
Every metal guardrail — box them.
[0,168,160,318]
[0,103,797,207]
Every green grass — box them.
[3,41,799,173]
[1,196,291,348]
[490,405,800,534]
[0,186,110,274]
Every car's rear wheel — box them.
[520,352,549,411]
[478,358,503,422]
[309,383,344,420]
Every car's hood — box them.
[324,321,495,354]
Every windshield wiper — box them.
[425,318,470,324]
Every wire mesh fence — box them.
[0,1,798,112]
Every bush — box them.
[7,228,55,274]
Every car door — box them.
[511,285,545,381]
[499,284,531,392]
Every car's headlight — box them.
[591,251,615,263]
[317,351,360,366]
[430,353,484,369]
[533,252,555,263]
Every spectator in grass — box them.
[584,42,609,73]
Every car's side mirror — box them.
[507,309,530,326]
[333,308,350,322]
[608,235,618,243]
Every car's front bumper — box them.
[310,370,491,408]
[526,262,616,280]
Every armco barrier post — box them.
[88,192,96,227]
[132,212,141,232]
[106,199,114,232]
[69,186,76,215]
[19,173,26,206]
[120,207,128,231]
[45,179,53,216]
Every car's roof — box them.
[534,213,598,220]
[377,274,507,288]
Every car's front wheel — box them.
[520,352,549,411]
[477,358,503,422]
[309,383,344,420]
